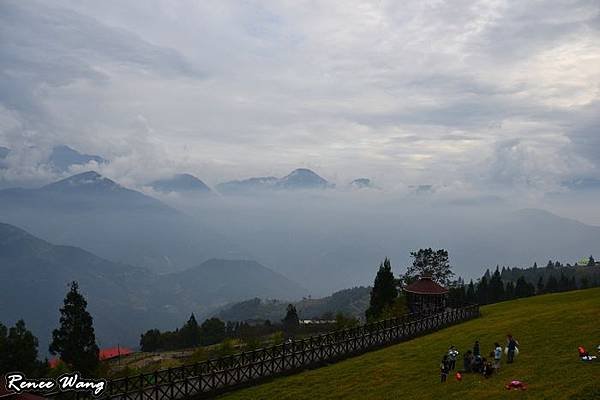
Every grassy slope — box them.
[219,288,600,400]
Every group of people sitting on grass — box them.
[440,334,519,383]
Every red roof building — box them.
[49,346,134,368]
[404,276,448,314]
[99,347,134,361]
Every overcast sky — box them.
[1,0,599,198]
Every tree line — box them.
[139,314,278,352]
[449,260,600,305]
[139,303,349,352]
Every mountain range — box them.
[0,171,236,272]
[215,286,370,322]
[216,168,333,193]
[0,222,305,353]
[150,173,212,194]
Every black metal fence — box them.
[49,304,479,400]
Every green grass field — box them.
[218,288,600,400]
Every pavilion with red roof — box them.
[404,275,449,314]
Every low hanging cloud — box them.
[0,0,599,196]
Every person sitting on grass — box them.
[482,357,494,378]
[440,354,450,383]
[463,350,473,373]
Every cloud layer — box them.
[1,0,599,197]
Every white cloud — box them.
[0,0,599,195]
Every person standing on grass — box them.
[473,340,481,357]
[440,354,450,382]
[447,345,458,370]
[506,334,519,363]
[494,342,502,371]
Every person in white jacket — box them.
[493,342,502,370]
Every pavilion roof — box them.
[404,276,448,295]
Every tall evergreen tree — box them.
[504,281,515,300]
[466,280,476,303]
[200,318,226,345]
[546,275,559,293]
[489,267,505,302]
[476,276,489,305]
[588,255,596,266]
[140,329,162,352]
[537,276,545,294]
[533,262,538,270]
[514,276,531,298]
[366,258,398,321]
[580,277,589,289]
[569,276,577,290]
[282,304,300,332]
[181,314,200,347]
[558,273,569,292]
[0,320,42,376]
[49,282,99,374]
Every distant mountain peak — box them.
[43,171,121,192]
[151,173,212,194]
[216,168,332,193]
[277,168,331,189]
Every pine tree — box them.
[546,275,559,293]
[282,304,300,332]
[489,267,505,302]
[537,276,545,294]
[366,258,398,321]
[49,282,99,374]
[0,320,42,376]
[140,329,162,352]
[181,314,200,347]
[558,273,569,292]
[504,281,515,299]
[466,280,476,303]
[477,276,489,305]
[514,276,530,298]
[200,318,226,345]
[580,277,589,289]
[569,276,577,290]
[533,262,538,270]
[589,255,596,266]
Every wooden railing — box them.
[48,304,479,400]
